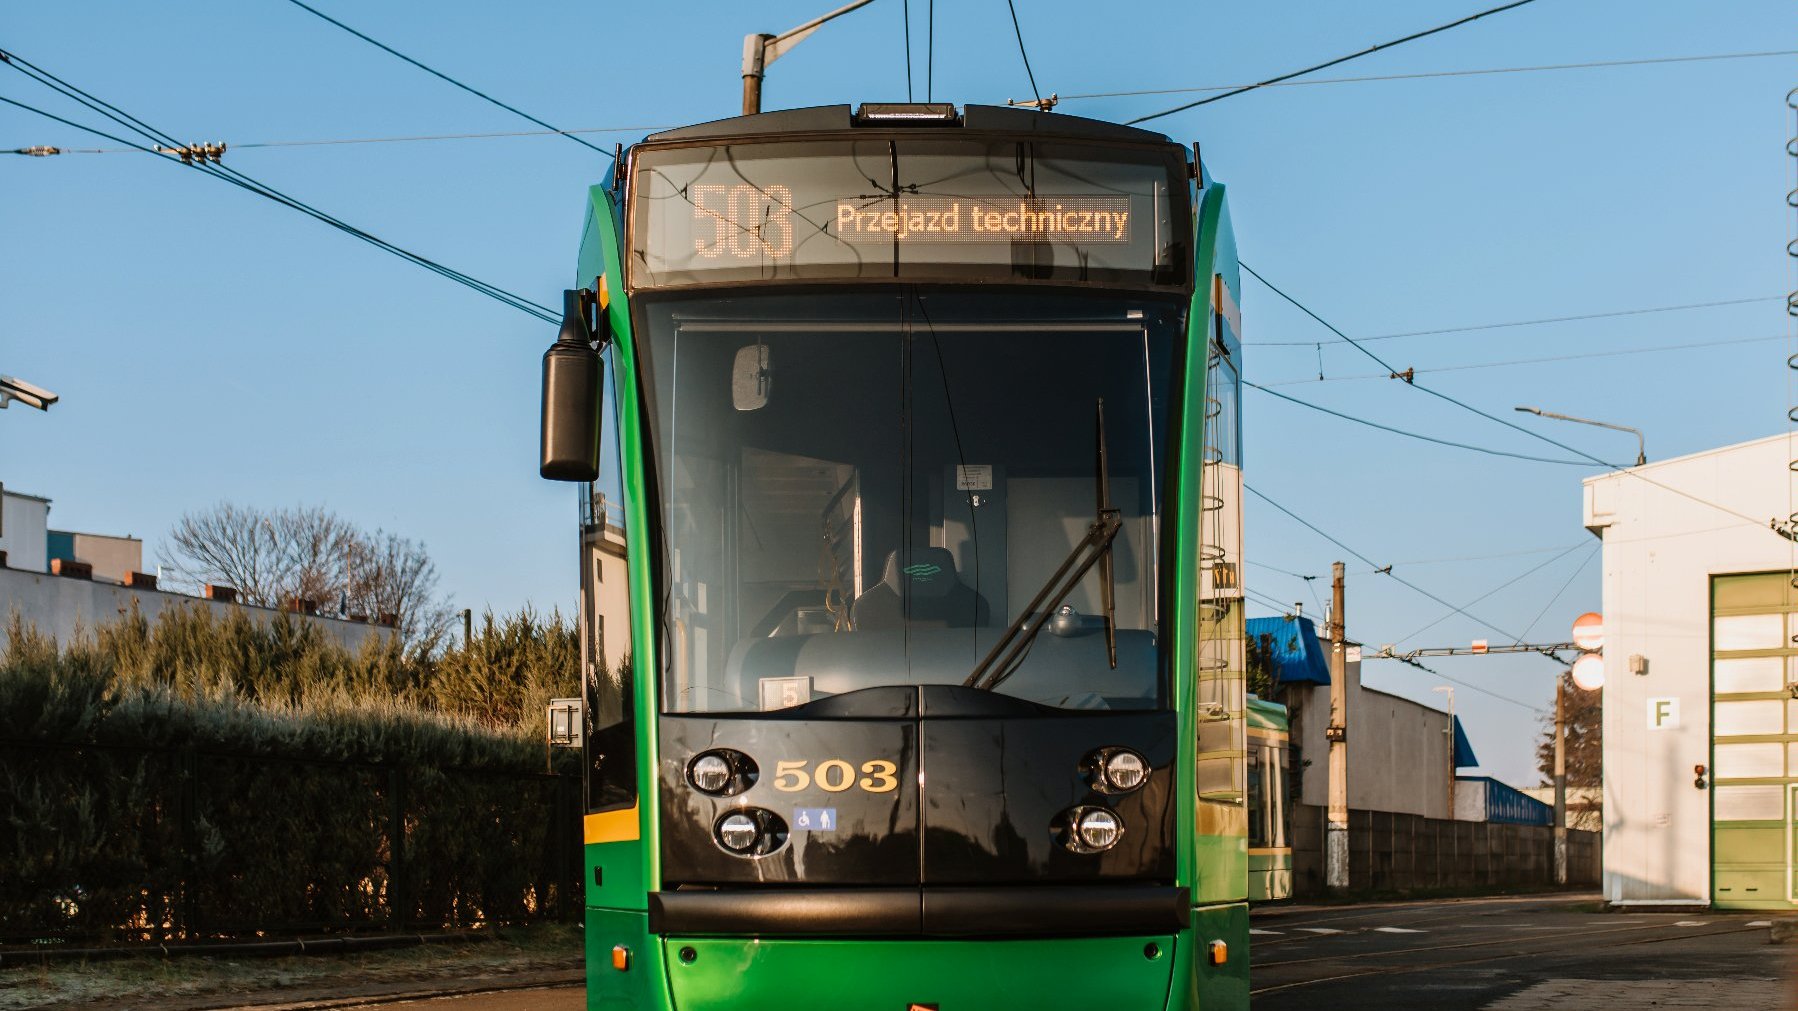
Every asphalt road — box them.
[1250,893,1795,1010]
[218,895,1793,1010]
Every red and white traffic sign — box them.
[1572,612,1604,651]
[1571,652,1606,691]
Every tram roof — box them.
[643,104,1179,147]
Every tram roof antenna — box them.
[742,0,880,116]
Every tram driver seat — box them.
[853,547,991,630]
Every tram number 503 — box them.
[693,183,795,260]
[772,759,899,794]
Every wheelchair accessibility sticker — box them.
[794,807,837,831]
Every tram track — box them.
[1250,894,1599,946]
[1249,919,1767,996]
[1256,915,1702,967]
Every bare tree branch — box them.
[160,503,450,645]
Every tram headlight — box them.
[717,813,761,853]
[1076,808,1124,851]
[687,749,757,796]
[690,754,734,793]
[1055,805,1126,854]
[1102,750,1148,792]
[713,808,789,857]
[1084,747,1150,794]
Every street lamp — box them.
[1432,686,1456,820]
[1514,405,1646,466]
[741,0,880,115]
[0,375,58,412]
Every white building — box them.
[0,485,386,654]
[0,486,51,572]
[1585,433,1797,911]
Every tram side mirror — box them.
[732,343,771,412]
[540,289,602,482]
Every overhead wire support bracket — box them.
[1371,641,1578,661]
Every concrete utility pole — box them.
[1554,676,1568,885]
[1326,561,1349,892]
[741,0,878,115]
[1433,685,1456,820]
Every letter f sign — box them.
[1647,697,1679,730]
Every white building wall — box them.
[0,491,50,572]
[0,567,387,654]
[1585,433,1794,905]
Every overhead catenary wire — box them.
[1061,49,1798,103]
[1247,294,1781,347]
[278,0,608,158]
[1245,484,1554,661]
[9,124,661,156]
[1514,543,1599,644]
[1003,0,1042,107]
[1245,380,1589,465]
[1390,541,1590,648]
[1240,261,1782,535]
[1258,334,1788,386]
[903,0,914,101]
[0,55,556,324]
[1124,0,1543,125]
[1251,542,1591,584]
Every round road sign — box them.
[1570,652,1605,691]
[1572,612,1604,651]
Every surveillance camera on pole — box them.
[0,375,59,412]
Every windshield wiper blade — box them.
[965,399,1122,693]
[1095,399,1118,670]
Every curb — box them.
[0,931,499,967]
[113,966,585,1011]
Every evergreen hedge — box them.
[0,606,584,944]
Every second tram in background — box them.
[1247,695,1293,902]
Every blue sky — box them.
[2,1,1791,786]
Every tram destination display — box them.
[630,138,1186,288]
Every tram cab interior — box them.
[647,290,1181,715]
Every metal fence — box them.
[1291,803,1601,897]
[0,738,582,945]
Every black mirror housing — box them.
[540,289,602,482]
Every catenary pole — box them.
[1326,561,1349,892]
[1554,676,1568,885]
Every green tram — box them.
[1246,696,1293,903]
[538,101,1250,1010]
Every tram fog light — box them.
[690,753,734,793]
[718,813,761,853]
[1075,808,1124,851]
[1102,750,1148,792]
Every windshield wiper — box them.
[966,399,1122,693]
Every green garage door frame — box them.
[1711,572,1798,911]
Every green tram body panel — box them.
[564,104,1249,1009]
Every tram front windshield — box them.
[646,290,1178,714]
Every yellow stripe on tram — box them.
[584,804,641,844]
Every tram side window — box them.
[585,344,637,814]
[1246,748,1266,848]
